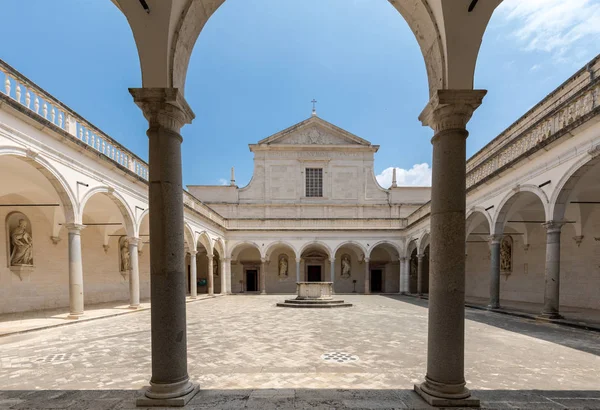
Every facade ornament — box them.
[340,254,352,279]
[523,244,530,252]
[9,216,34,266]
[573,236,584,247]
[119,237,131,274]
[278,254,288,277]
[500,236,513,274]
[25,148,39,160]
[588,145,600,158]
[50,236,61,245]
[103,244,110,254]
[213,257,219,276]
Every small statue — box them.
[213,257,219,276]
[341,254,351,278]
[500,236,512,272]
[120,238,131,272]
[279,255,288,277]
[10,219,33,266]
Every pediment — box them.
[257,117,371,146]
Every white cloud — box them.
[218,178,229,186]
[498,0,600,63]
[530,64,542,71]
[376,163,432,188]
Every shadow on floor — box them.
[383,295,600,357]
[1,388,599,409]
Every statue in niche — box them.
[10,218,33,266]
[341,254,352,278]
[120,237,131,272]
[500,236,513,273]
[278,255,288,277]
[213,257,219,276]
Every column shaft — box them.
[220,259,227,294]
[541,222,563,318]
[207,256,214,296]
[225,258,232,294]
[189,252,197,299]
[129,238,140,308]
[295,258,301,282]
[488,236,501,309]
[67,224,85,318]
[260,259,267,294]
[417,254,424,295]
[364,258,370,294]
[399,257,406,294]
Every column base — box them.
[538,312,563,320]
[129,305,140,310]
[487,303,500,310]
[189,295,197,300]
[136,383,199,407]
[66,313,83,320]
[414,384,479,408]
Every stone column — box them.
[129,88,197,404]
[541,221,564,319]
[225,258,232,294]
[220,259,227,294]
[66,223,85,319]
[295,258,301,282]
[329,258,335,292]
[128,237,141,308]
[260,258,267,295]
[417,253,424,295]
[364,258,370,294]
[488,235,502,309]
[404,257,411,293]
[207,255,214,296]
[189,251,198,299]
[415,89,486,406]
[399,257,406,294]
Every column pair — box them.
[130,88,198,405]
[414,89,486,407]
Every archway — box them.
[229,241,262,293]
[0,153,77,313]
[264,241,297,294]
[465,210,492,301]
[300,242,332,284]
[368,242,400,293]
[333,242,367,294]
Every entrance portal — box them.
[246,269,258,292]
[371,269,383,293]
[307,265,322,282]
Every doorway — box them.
[371,269,383,293]
[246,269,258,292]
[307,265,322,282]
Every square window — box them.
[305,168,323,197]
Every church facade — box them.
[0,54,599,318]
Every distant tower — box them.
[230,167,236,186]
[391,168,397,188]
[311,99,317,117]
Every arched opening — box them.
[80,190,135,306]
[333,242,366,294]
[193,232,213,294]
[465,210,492,301]
[493,190,548,307]
[368,242,400,293]
[0,154,76,313]
[264,242,297,294]
[551,157,600,311]
[405,240,418,294]
[417,234,430,295]
[229,242,261,293]
[300,242,332,284]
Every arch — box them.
[196,230,213,253]
[0,147,77,223]
[299,241,333,260]
[115,0,501,96]
[183,221,195,250]
[333,241,368,260]
[136,207,150,232]
[264,240,298,261]
[466,208,492,238]
[79,186,136,236]
[213,237,226,258]
[404,237,418,257]
[550,153,600,221]
[492,185,550,235]
[418,232,430,254]
[228,240,261,260]
[367,240,401,259]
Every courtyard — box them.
[1,295,599,409]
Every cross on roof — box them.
[311,99,317,116]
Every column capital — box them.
[127,237,141,246]
[328,258,335,263]
[64,223,85,233]
[207,254,213,261]
[295,258,302,263]
[224,257,231,262]
[543,220,566,233]
[364,257,370,263]
[419,89,487,133]
[129,88,195,134]
[417,253,425,260]
[188,250,198,257]
[260,257,267,264]
[488,234,503,245]
[400,256,407,262]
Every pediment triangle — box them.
[257,117,371,146]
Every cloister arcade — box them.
[1,0,599,405]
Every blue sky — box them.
[1,0,598,188]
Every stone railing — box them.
[183,191,227,227]
[0,59,149,180]
[466,55,600,189]
[225,218,405,230]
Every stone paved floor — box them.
[0,295,599,409]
